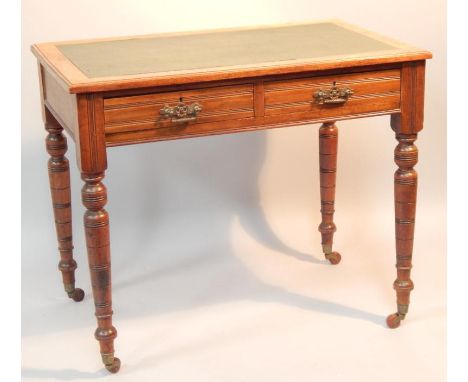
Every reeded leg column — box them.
[318,122,341,265]
[45,120,84,302]
[386,133,418,328]
[82,172,120,373]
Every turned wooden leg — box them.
[386,133,418,328]
[45,120,84,302]
[318,122,341,265]
[82,172,120,373]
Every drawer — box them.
[264,69,401,120]
[104,84,254,136]
[104,69,401,145]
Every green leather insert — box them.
[57,23,395,78]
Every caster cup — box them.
[105,357,121,373]
[325,252,341,265]
[386,313,402,329]
[68,288,85,302]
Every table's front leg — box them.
[81,171,120,373]
[387,60,426,328]
[76,93,120,372]
[386,133,418,328]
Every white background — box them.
[21,1,446,381]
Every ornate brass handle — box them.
[314,82,354,105]
[160,101,202,123]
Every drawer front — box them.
[264,69,401,120]
[104,84,254,137]
[104,69,401,145]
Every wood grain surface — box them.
[103,67,401,145]
[33,20,432,372]
[31,20,431,93]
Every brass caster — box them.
[105,357,121,374]
[325,252,341,265]
[386,313,402,329]
[68,288,85,302]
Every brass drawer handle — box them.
[314,82,354,105]
[160,101,202,123]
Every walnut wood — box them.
[264,68,400,107]
[253,81,265,117]
[103,84,254,131]
[81,171,120,373]
[318,122,341,264]
[100,63,404,99]
[75,93,107,173]
[32,21,431,371]
[386,61,425,328]
[42,65,78,136]
[75,91,120,371]
[30,20,431,94]
[102,68,401,145]
[44,109,83,302]
[386,133,418,328]
[105,107,400,147]
[390,61,426,134]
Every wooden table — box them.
[32,20,432,373]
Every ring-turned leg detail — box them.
[387,133,418,328]
[45,119,84,302]
[82,172,120,373]
[318,122,341,265]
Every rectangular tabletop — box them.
[32,20,431,93]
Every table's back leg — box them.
[386,133,418,328]
[44,112,84,302]
[318,122,341,265]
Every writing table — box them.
[31,20,432,373]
